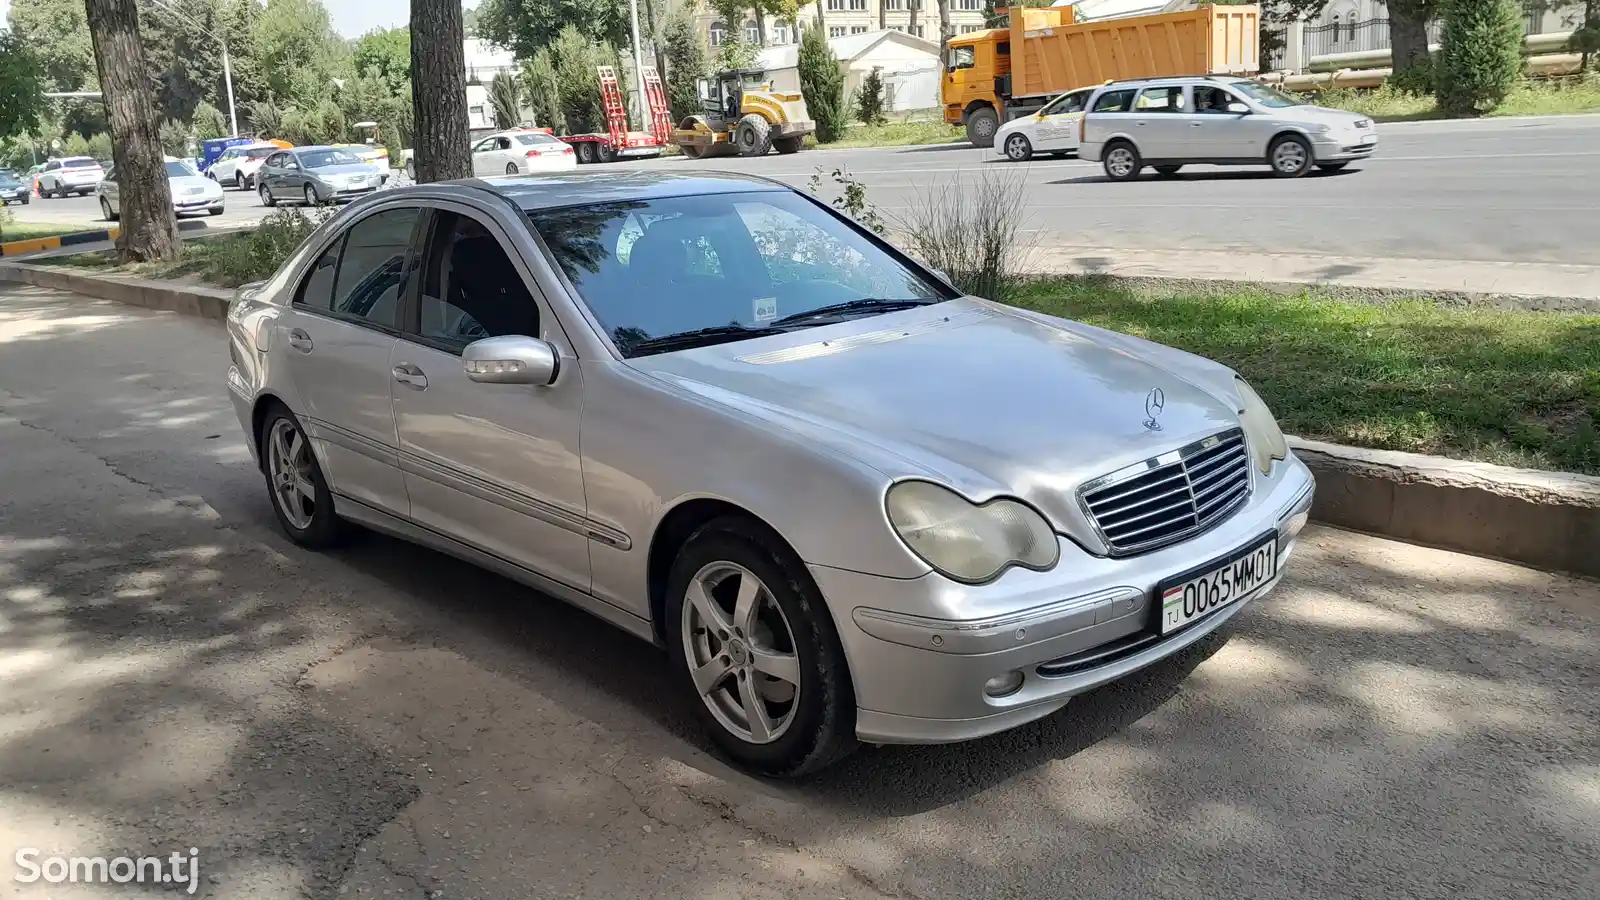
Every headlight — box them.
[885,481,1058,582]
[1235,377,1288,474]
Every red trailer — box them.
[560,65,674,164]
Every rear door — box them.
[277,205,425,517]
[1131,85,1200,160]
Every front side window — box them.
[526,191,950,358]
[1091,89,1135,113]
[414,211,540,350]
[1042,89,1089,116]
[308,207,420,329]
[1229,80,1302,108]
[1194,85,1241,113]
[950,46,975,70]
[265,152,286,167]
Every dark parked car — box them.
[0,171,30,206]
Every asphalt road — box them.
[16,115,1600,267]
[2,282,1597,900]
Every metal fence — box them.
[1304,8,1551,61]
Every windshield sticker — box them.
[753,297,778,323]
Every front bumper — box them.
[1313,133,1378,162]
[815,453,1316,745]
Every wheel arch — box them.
[963,99,995,119]
[250,392,290,471]
[1269,128,1313,149]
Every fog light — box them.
[983,670,1024,698]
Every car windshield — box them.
[526,190,951,358]
[300,149,361,168]
[164,160,197,177]
[1229,81,1302,108]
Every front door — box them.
[470,137,504,177]
[390,205,591,593]
[278,205,423,517]
[1033,88,1090,152]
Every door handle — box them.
[1191,122,1204,127]
[287,328,313,352]
[392,363,428,390]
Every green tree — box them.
[798,22,845,143]
[476,0,630,61]
[7,0,97,92]
[354,26,412,94]
[661,10,707,122]
[521,50,565,132]
[252,0,348,107]
[550,26,623,134]
[0,31,47,139]
[191,100,228,139]
[855,68,886,125]
[1436,0,1524,116]
[489,72,522,129]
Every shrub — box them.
[522,50,564,132]
[856,69,887,125]
[1388,53,1436,96]
[193,207,332,287]
[662,11,707,123]
[1436,0,1524,116]
[799,24,847,143]
[893,168,1035,303]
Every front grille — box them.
[1079,429,1251,556]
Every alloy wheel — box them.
[1005,134,1030,161]
[1107,148,1135,178]
[266,418,317,531]
[1273,141,1308,174]
[303,184,318,206]
[680,562,802,745]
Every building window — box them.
[850,0,866,9]
[744,21,760,43]
[884,0,905,8]
[914,25,924,37]
[850,25,868,34]
[958,0,980,10]
[958,23,981,34]
[829,25,847,37]
[772,23,792,44]
[826,0,844,9]
[710,23,726,46]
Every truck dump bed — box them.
[1008,4,1260,100]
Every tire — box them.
[1003,132,1033,161]
[665,516,857,777]
[259,182,275,207]
[303,184,319,206]
[405,159,416,181]
[259,406,345,548]
[773,135,803,155]
[235,172,246,190]
[736,114,772,157]
[505,162,519,175]
[1102,140,1143,182]
[596,142,616,163]
[965,107,999,148]
[1269,134,1314,178]
[1153,164,1183,177]
[1316,162,1350,173]
[18,195,27,206]
[100,197,118,222]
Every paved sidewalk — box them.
[1028,244,1600,303]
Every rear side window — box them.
[297,245,340,311]
[1091,89,1135,113]
[1135,86,1188,112]
[329,208,421,329]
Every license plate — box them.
[1158,535,1277,634]
[1360,133,1377,145]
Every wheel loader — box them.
[674,69,815,158]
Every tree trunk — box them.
[755,7,768,46]
[909,0,919,39]
[937,0,951,63]
[643,0,667,74]
[410,0,470,183]
[879,0,886,30]
[816,1,826,32]
[85,0,179,263]
[1390,1,1437,76]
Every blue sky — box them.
[1,1,483,39]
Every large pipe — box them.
[1305,30,1576,74]
[1262,53,1585,92]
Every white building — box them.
[754,29,946,110]
[463,38,518,131]
[666,0,994,50]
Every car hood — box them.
[629,298,1246,535]
[1269,103,1370,127]
[309,163,378,178]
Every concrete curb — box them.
[0,219,211,258]
[1290,437,1600,578]
[0,260,231,321]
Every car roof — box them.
[468,170,791,211]
[290,145,338,153]
[1093,75,1250,90]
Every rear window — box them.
[1090,89,1135,113]
[63,157,100,168]
[164,160,197,177]
[247,147,277,159]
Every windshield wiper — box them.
[623,324,783,357]
[769,298,941,327]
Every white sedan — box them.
[994,87,1095,162]
[97,157,225,221]
[470,129,576,176]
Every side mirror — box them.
[1226,102,1250,114]
[463,335,559,386]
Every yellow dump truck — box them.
[943,4,1261,147]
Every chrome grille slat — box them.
[1078,428,1252,557]
[1085,467,1188,507]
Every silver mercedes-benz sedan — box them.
[226,171,1315,776]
